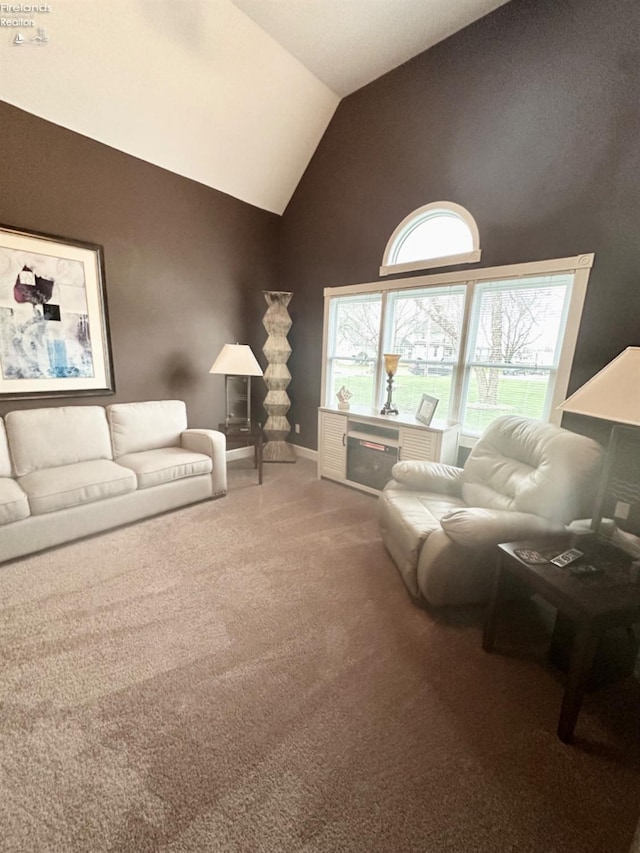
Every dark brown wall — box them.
[0,101,278,428]
[278,0,640,449]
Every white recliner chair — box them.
[378,415,603,606]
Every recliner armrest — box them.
[440,507,567,548]
[391,461,463,495]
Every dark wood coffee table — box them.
[483,537,640,743]
[218,422,263,485]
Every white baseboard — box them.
[293,444,318,461]
[226,445,318,462]
[226,446,254,461]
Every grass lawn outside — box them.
[331,368,548,435]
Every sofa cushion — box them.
[0,477,30,525]
[6,406,113,477]
[107,400,188,458]
[0,419,13,478]
[19,460,137,516]
[116,447,212,490]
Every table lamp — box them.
[209,343,263,427]
[380,353,401,415]
[557,346,640,534]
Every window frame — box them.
[321,253,595,445]
[380,201,481,276]
[325,292,384,411]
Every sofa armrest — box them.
[391,460,464,495]
[440,507,567,548]
[181,429,227,496]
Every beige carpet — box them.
[1,457,639,852]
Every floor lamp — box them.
[209,343,263,428]
[558,346,640,538]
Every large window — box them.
[322,255,594,442]
[326,293,382,409]
[461,275,572,435]
[385,285,466,419]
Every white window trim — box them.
[322,253,594,443]
[380,201,481,276]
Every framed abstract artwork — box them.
[0,223,114,399]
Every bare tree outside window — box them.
[334,299,380,358]
[389,290,464,360]
[324,271,575,431]
[455,281,571,433]
[387,287,466,417]
[474,288,547,404]
[329,296,382,407]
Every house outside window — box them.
[323,203,593,442]
[322,255,594,443]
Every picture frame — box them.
[0,223,114,399]
[415,393,438,426]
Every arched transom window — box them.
[381,201,481,276]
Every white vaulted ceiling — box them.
[231,0,510,98]
[1,0,510,214]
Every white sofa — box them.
[0,399,227,563]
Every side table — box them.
[219,422,263,485]
[483,538,640,743]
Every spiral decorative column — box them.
[262,291,296,463]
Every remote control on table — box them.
[549,548,584,568]
[569,563,603,576]
[514,549,549,564]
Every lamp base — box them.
[380,403,399,416]
[224,375,253,425]
[380,372,398,416]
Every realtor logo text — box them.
[1,4,51,10]
[2,2,50,28]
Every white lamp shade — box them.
[558,346,640,426]
[209,344,263,376]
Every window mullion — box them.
[543,279,573,421]
[321,298,334,406]
[450,281,475,424]
[375,291,390,408]
[322,256,593,438]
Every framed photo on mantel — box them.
[0,223,114,400]
[416,393,439,426]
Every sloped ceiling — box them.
[232,0,511,98]
[1,0,510,215]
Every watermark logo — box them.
[2,2,51,45]
[1,3,51,10]
[13,26,47,44]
